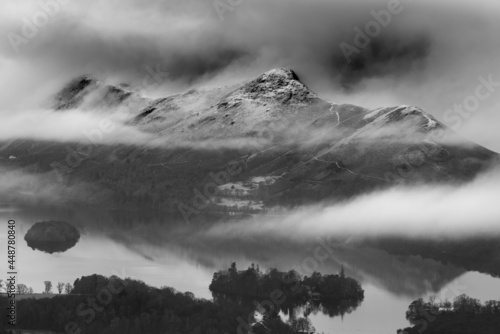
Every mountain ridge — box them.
[0,67,496,213]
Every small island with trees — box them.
[210,263,364,304]
[210,262,364,331]
[24,220,80,253]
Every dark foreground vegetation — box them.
[0,274,295,334]
[0,264,364,334]
[398,294,500,334]
[0,271,333,334]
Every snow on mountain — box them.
[35,67,498,209]
[53,75,148,112]
[217,67,319,109]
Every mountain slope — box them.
[53,75,149,112]
[0,68,497,213]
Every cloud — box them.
[0,0,499,151]
[204,164,500,240]
[0,107,153,144]
[0,166,100,205]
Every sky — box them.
[0,0,499,152]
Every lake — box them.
[2,207,500,334]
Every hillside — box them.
[0,68,496,216]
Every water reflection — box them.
[106,223,466,298]
[4,206,500,334]
[212,291,363,323]
[8,206,467,297]
[25,239,79,253]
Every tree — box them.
[228,262,238,280]
[57,282,65,294]
[453,294,481,314]
[484,300,500,314]
[64,283,73,294]
[43,281,52,294]
[290,317,315,333]
[16,284,29,294]
[340,265,345,278]
[406,298,437,326]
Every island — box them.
[210,262,364,328]
[24,220,80,254]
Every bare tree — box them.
[43,281,52,294]
[28,287,34,294]
[57,282,65,294]
[64,283,73,294]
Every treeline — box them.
[399,294,500,334]
[1,274,296,334]
[209,263,364,304]
[0,281,73,295]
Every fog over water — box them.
[2,206,500,334]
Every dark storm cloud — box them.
[331,33,432,90]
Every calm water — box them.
[2,207,500,334]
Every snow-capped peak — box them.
[216,67,318,109]
[260,67,301,82]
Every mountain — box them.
[0,68,497,216]
[53,75,148,112]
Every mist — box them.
[202,164,500,241]
[1,0,500,152]
[0,166,101,205]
